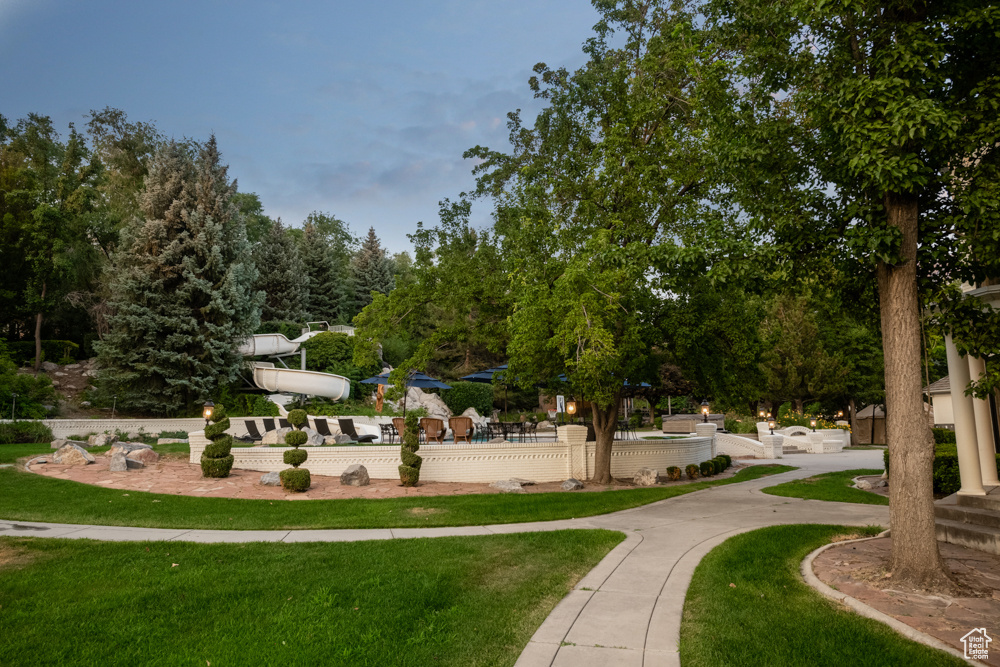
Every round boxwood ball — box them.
[700,461,714,477]
[201,454,234,478]
[285,430,308,447]
[284,448,308,467]
[287,409,308,430]
[686,464,699,480]
[280,467,311,492]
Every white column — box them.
[695,422,717,457]
[968,356,1000,487]
[945,335,985,495]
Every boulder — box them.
[65,363,81,370]
[52,443,95,466]
[126,448,159,466]
[109,451,128,472]
[88,433,118,448]
[41,361,58,372]
[327,434,354,445]
[80,400,92,408]
[488,437,506,444]
[874,479,887,488]
[509,477,536,486]
[855,479,873,490]
[261,427,292,445]
[340,464,370,486]
[125,458,145,469]
[537,420,553,429]
[301,427,325,447]
[489,480,525,493]
[157,438,188,444]
[260,471,281,486]
[420,392,452,421]
[561,478,584,491]
[633,467,658,486]
[461,407,489,429]
[82,369,98,378]
[106,442,152,458]
[50,438,88,450]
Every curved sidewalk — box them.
[0,450,889,667]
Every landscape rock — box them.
[260,471,281,486]
[50,438,89,450]
[109,451,128,472]
[80,401,92,408]
[561,478,584,491]
[125,458,145,469]
[41,361,58,372]
[340,464,371,486]
[261,427,292,445]
[106,442,152,458]
[156,438,188,444]
[461,407,489,429]
[65,363,81,370]
[53,371,67,377]
[537,420,553,429]
[855,479,873,490]
[633,467,658,486]
[509,477,536,486]
[874,480,887,488]
[328,434,354,444]
[489,480,525,493]
[88,433,118,448]
[488,437,506,444]
[301,427,325,447]
[52,443,95,466]
[82,369,98,378]
[126,448,159,465]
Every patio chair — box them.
[338,418,377,443]
[420,417,446,443]
[392,417,407,440]
[278,418,290,429]
[380,422,397,444]
[238,419,263,443]
[313,418,334,438]
[261,418,277,433]
[524,421,538,443]
[449,417,473,443]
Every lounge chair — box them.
[313,418,334,438]
[261,418,277,433]
[238,420,263,443]
[338,418,377,443]
[420,417,446,443]
[449,417,473,443]
[278,418,290,429]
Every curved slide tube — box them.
[240,331,352,401]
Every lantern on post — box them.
[701,400,710,423]
[810,418,817,432]
[203,401,215,426]
[768,420,776,435]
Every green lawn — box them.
[680,524,964,666]
[761,469,889,505]
[0,529,621,666]
[0,443,796,529]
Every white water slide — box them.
[239,328,351,401]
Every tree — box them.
[351,227,394,313]
[299,220,347,324]
[706,0,1000,589]
[252,218,307,323]
[231,192,273,245]
[96,138,261,415]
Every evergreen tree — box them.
[252,218,307,323]
[96,137,261,415]
[351,227,394,314]
[299,221,343,323]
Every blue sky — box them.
[0,0,600,252]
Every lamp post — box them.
[758,408,766,420]
[111,395,117,420]
[701,399,710,423]
[768,419,776,435]
[203,401,215,426]
[810,418,817,432]
[10,392,16,421]
[567,402,577,422]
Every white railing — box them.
[716,432,776,459]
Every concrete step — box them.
[935,503,1000,530]
[957,486,1000,512]
[782,447,808,454]
[935,518,1000,556]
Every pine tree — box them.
[96,138,262,415]
[351,227,394,314]
[299,221,342,323]
[252,218,307,322]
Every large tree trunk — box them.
[33,281,46,375]
[591,394,621,484]
[879,192,954,592]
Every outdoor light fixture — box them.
[111,395,117,420]
[768,420,776,435]
[10,392,16,421]
[567,402,577,417]
[701,399,710,423]
[203,400,215,425]
[810,418,817,431]
[759,408,766,419]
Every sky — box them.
[0,0,602,253]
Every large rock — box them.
[340,464,370,486]
[106,442,152,458]
[157,438,188,444]
[537,420,554,429]
[490,480,525,493]
[301,427,325,447]
[327,435,353,445]
[855,479,873,490]
[125,458,145,469]
[633,467,658,487]
[260,471,281,486]
[461,407,488,429]
[261,427,292,446]
[88,433,118,448]
[509,477,536,486]
[109,451,128,472]
[561,478,584,491]
[50,438,89,450]
[41,361,58,372]
[53,443,96,465]
[126,448,159,466]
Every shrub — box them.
[932,428,956,445]
[884,448,1000,495]
[0,421,54,444]
[0,357,58,420]
[398,412,422,486]
[665,466,681,481]
[686,464,699,480]
[700,461,714,477]
[284,430,308,447]
[720,454,732,468]
[201,405,234,478]
[6,340,79,367]
[256,320,303,341]
[287,409,308,430]
[280,467,311,491]
[442,381,494,417]
[284,448,308,467]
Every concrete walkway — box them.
[0,450,889,667]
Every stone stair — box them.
[935,486,1000,555]
[782,444,809,455]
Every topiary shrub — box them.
[201,405,234,478]
[720,454,732,468]
[398,412,422,487]
[280,467,311,492]
[665,466,681,481]
[713,457,726,473]
[280,410,310,492]
[700,460,714,477]
[441,381,494,417]
[686,464,699,480]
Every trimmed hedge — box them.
[0,421,54,445]
[932,428,956,445]
[884,448,1000,495]
[665,466,681,481]
[280,467,311,491]
[284,430,308,447]
[283,448,308,467]
[700,461,714,477]
[442,381,494,418]
[686,464,699,480]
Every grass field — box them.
[679,524,964,666]
[0,443,795,529]
[0,529,621,666]
[761,469,889,505]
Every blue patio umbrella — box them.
[460,364,514,418]
[361,370,451,419]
